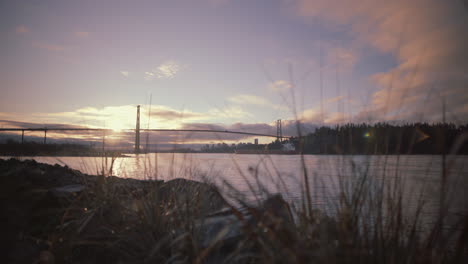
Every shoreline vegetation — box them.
[1,122,467,156]
[1,157,467,263]
[201,122,468,155]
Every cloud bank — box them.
[294,0,468,123]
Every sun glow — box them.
[108,124,126,133]
[104,117,133,133]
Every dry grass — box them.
[43,142,467,263]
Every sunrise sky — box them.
[1,0,467,146]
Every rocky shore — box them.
[2,158,467,263]
[0,158,297,264]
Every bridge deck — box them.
[0,128,287,139]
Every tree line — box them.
[289,122,468,155]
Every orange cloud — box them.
[326,47,359,71]
[15,25,30,34]
[0,104,254,135]
[32,42,67,52]
[74,31,89,38]
[295,0,468,122]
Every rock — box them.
[2,159,304,263]
[49,184,85,198]
[157,178,228,218]
[193,194,296,264]
[195,208,245,248]
[193,207,251,264]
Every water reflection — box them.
[5,154,467,223]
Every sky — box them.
[1,0,467,147]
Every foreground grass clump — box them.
[1,158,467,263]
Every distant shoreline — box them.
[0,153,131,158]
[2,153,466,158]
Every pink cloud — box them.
[15,25,30,34]
[294,0,468,122]
[326,47,359,71]
[32,42,67,52]
[74,31,89,38]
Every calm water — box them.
[5,154,468,219]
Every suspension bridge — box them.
[0,106,288,153]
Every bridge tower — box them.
[135,105,141,154]
[276,119,282,142]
